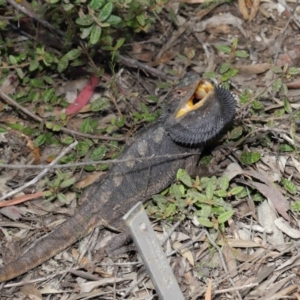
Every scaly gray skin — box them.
[0,72,235,283]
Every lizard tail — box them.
[0,210,96,283]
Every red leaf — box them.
[66,76,100,115]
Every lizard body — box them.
[0,72,235,283]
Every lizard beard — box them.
[165,86,236,145]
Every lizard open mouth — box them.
[176,80,214,118]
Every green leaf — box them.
[84,165,96,171]
[219,176,229,191]
[81,118,93,133]
[90,146,106,161]
[7,123,24,131]
[283,96,292,113]
[281,178,297,194]
[16,68,24,79]
[59,153,76,164]
[81,26,93,39]
[43,52,54,66]
[34,134,47,147]
[57,59,69,73]
[136,14,145,26]
[29,60,39,72]
[271,66,282,74]
[177,169,192,187]
[152,194,167,204]
[203,72,217,79]
[62,49,82,61]
[106,15,122,25]
[52,124,61,131]
[44,88,55,102]
[288,67,300,75]
[60,177,76,188]
[199,155,212,166]
[230,126,243,139]
[197,217,214,228]
[235,50,249,58]
[241,151,261,165]
[164,203,177,218]
[215,45,231,54]
[206,180,214,200]
[221,68,238,81]
[252,100,264,110]
[279,144,294,152]
[76,141,90,157]
[90,25,102,44]
[282,83,288,96]
[199,204,212,218]
[274,108,285,117]
[89,0,105,10]
[170,184,184,200]
[235,187,247,198]
[30,78,44,88]
[98,2,113,22]
[9,55,18,64]
[214,190,227,197]
[291,201,300,212]
[232,37,238,48]
[219,63,230,74]
[76,15,94,26]
[115,116,125,128]
[91,97,109,111]
[43,76,53,84]
[46,122,53,129]
[218,210,234,224]
[253,192,264,202]
[115,37,125,50]
[61,136,74,145]
[178,184,185,197]
[57,193,67,203]
[63,4,74,11]
[273,79,283,92]
[239,88,252,104]
[229,186,244,195]
[0,127,7,133]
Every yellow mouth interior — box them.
[176,80,214,118]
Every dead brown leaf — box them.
[0,191,45,208]
[243,170,290,221]
[131,51,153,62]
[172,241,194,266]
[274,218,300,239]
[75,172,104,189]
[219,238,264,248]
[277,49,300,67]
[152,50,179,66]
[205,279,212,300]
[249,0,260,21]
[238,0,249,19]
[0,206,24,220]
[20,285,42,300]
[232,63,271,74]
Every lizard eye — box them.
[175,89,185,96]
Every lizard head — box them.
[163,71,236,145]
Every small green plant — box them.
[3,0,165,77]
[291,201,300,212]
[203,38,248,85]
[148,169,239,232]
[44,170,77,202]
